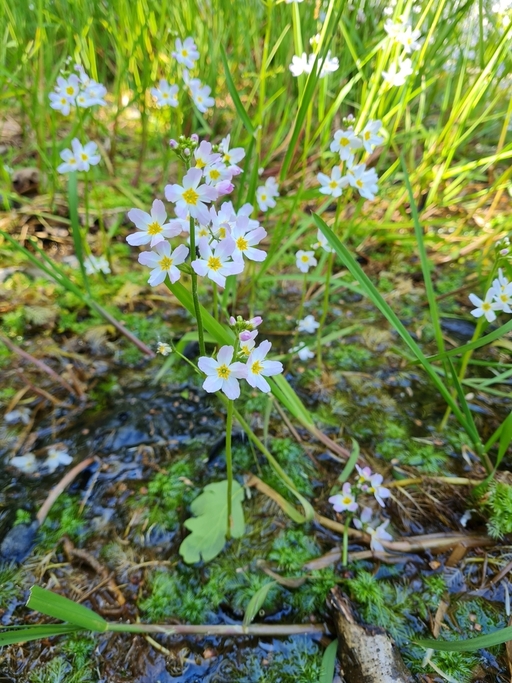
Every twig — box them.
[36,457,96,524]
[106,623,327,636]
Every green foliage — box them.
[137,458,197,528]
[179,480,245,564]
[14,509,32,526]
[292,568,338,619]
[139,569,213,624]
[235,637,323,683]
[329,343,374,370]
[39,495,89,548]
[225,571,281,615]
[263,438,315,499]
[269,528,320,573]
[28,656,94,683]
[484,479,512,538]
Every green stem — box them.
[316,251,333,366]
[226,399,234,539]
[342,515,351,567]
[213,282,219,321]
[188,215,206,355]
[290,273,308,359]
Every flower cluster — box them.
[127,134,267,290]
[382,16,420,87]
[57,138,101,174]
[10,446,72,475]
[256,176,280,212]
[469,268,512,322]
[49,64,107,116]
[317,119,382,201]
[289,314,320,361]
[198,316,283,399]
[84,254,111,275]
[150,37,214,114]
[329,465,392,551]
[289,51,339,78]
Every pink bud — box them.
[190,133,199,143]
[239,331,252,342]
[229,316,236,325]
[216,180,234,196]
[169,139,178,149]
[249,316,262,327]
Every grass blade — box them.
[0,624,82,646]
[27,586,107,632]
[219,44,255,135]
[417,626,512,652]
[320,639,338,683]
[243,581,277,627]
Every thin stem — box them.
[316,251,333,366]
[188,215,206,355]
[107,622,325,636]
[289,273,308,362]
[226,399,234,539]
[342,515,350,567]
[213,282,219,321]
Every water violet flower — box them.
[295,250,317,273]
[165,168,218,225]
[191,237,244,288]
[127,199,183,247]
[329,483,358,513]
[245,340,283,392]
[138,242,189,286]
[297,314,320,333]
[198,346,247,399]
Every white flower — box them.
[157,342,172,356]
[493,282,512,313]
[346,163,379,200]
[289,52,311,77]
[329,482,358,513]
[312,228,335,253]
[320,51,339,77]
[297,314,320,333]
[245,340,283,392]
[330,128,363,161]
[290,345,315,361]
[84,255,111,275]
[4,408,31,425]
[138,242,189,286]
[469,290,500,322]
[127,199,183,247]
[353,507,393,552]
[194,140,220,170]
[45,447,73,473]
[165,168,218,225]
[384,19,402,38]
[265,177,280,198]
[360,119,383,153]
[368,472,391,507]
[382,58,414,87]
[191,83,215,113]
[10,453,38,474]
[49,91,74,116]
[295,250,317,273]
[198,346,247,400]
[57,138,101,174]
[285,0,304,3]
[395,25,421,54]
[151,79,179,108]
[80,80,107,107]
[256,185,277,212]
[172,37,200,69]
[191,237,244,288]
[231,216,267,262]
[203,161,232,186]
[219,135,245,175]
[317,166,349,198]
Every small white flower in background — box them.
[329,482,358,513]
[57,138,101,174]
[330,128,363,161]
[355,464,373,489]
[265,177,280,198]
[245,340,284,393]
[289,52,312,77]
[49,67,106,114]
[285,0,304,4]
[190,82,215,114]
[231,216,267,263]
[151,79,179,108]
[172,37,200,69]
[346,163,379,200]
[4,407,31,425]
[49,91,74,116]
[395,25,422,53]
[353,507,393,552]
[256,185,277,212]
[191,237,244,288]
[460,509,473,527]
[84,255,111,275]
[493,283,512,313]
[295,250,317,273]
[138,242,189,286]
[297,314,320,334]
[127,199,183,247]
[290,345,315,361]
[157,342,172,356]
[360,119,383,153]
[165,167,218,225]
[319,51,339,77]
[468,290,500,322]
[382,58,414,87]
[194,140,220,169]
[312,228,335,254]
[45,447,73,473]
[368,472,391,507]
[10,453,38,474]
[198,346,247,400]
[384,19,403,38]
[317,166,349,198]
[219,135,245,175]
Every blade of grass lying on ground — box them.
[0,624,82,646]
[417,626,512,652]
[27,586,107,632]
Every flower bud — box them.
[216,180,234,196]
[249,316,263,327]
[190,133,199,143]
[229,316,236,325]
[239,331,253,342]
[169,139,178,149]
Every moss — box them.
[235,636,323,683]
[268,528,320,573]
[28,655,94,683]
[263,438,315,498]
[39,494,89,548]
[139,568,213,623]
[484,480,512,538]
[328,343,373,371]
[3,309,26,336]
[14,509,32,526]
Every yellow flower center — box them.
[217,364,230,379]
[147,221,162,235]
[198,227,209,237]
[261,193,267,201]
[207,256,222,271]
[197,95,203,102]
[181,49,188,57]
[482,302,492,311]
[159,256,173,270]
[60,97,67,104]
[356,179,364,188]
[251,360,263,375]
[69,157,76,164]
[364,131,371,140]
[195,158,206,169]
[241,344,250,355]
[342,496,353,505]
[182,187,199,205]
[163,92,169,98]
[66,85,75,95]
[301,255,309,262]
[218,227,227,239]
[340,137,349,146]
[329,181,338,189]
[81,153,88,161]
[209,168,221,180]
[236,236,248,251]
[223,153,231,162]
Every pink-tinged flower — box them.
[249,316,263,327]
[245,340,283,392]
[127,199,183,247]
[368,473,391,507]
[353,507,393,552]
[138,242,189,286]
[468,290,500,323]
[329,482,358,513]
[172,37,200,69]
[165,168,218,225]
[219,134,245,175]
[215,179,235,196]
[191,83,215,113]
[191,237,244,288]
[198,346,247,400]
[231,216,267,262]
[355,464,373,490]
[346,163,379,200]
[239,330,258,356]
[194,140,220,169]
[256,185,277,212]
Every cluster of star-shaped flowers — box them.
[256,176,280,212]
[381,15,420,87]
[290,314,320,361]
[126,134,267,289]
[49,63,107,116]
[10,445,72,475]
[318,118,383,202]
[294,228,335,277]
[329,465,392,552]
[469,268,512,323]
[150,37,214,114]
[57,138,101,174]
[198,316,283,399]
[289,34,339,79]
